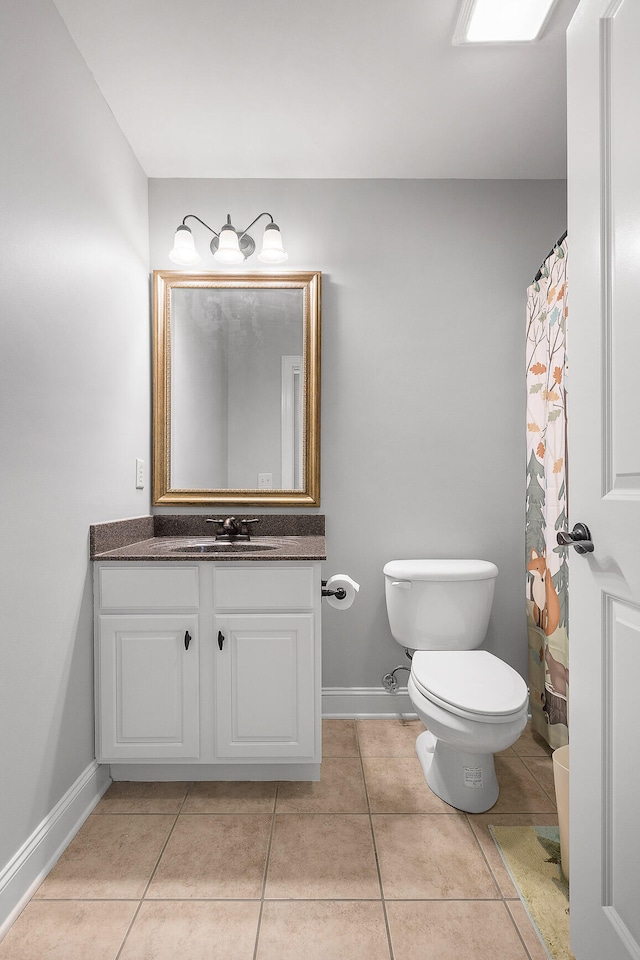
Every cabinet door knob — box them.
[184,630,192,651]
[218,630,225,651]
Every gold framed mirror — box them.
[152,271,321,506]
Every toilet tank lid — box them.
[383,559,498,581]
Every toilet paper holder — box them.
[321,579,347,601]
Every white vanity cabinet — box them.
[93,561,322,777]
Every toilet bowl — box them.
[384,559,529,813]
[409,650,528,812]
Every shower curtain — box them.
[525,233,569,749]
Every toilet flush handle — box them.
[391,580,412,590]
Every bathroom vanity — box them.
[91,272,325,781]
[91,516,325,781]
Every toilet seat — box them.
[411,650,528,724]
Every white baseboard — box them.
[322,686,415,718]
[0,761,111,940]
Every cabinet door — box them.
[214,614,316,759]
[97,615,199,760]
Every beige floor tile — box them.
[322,719,359,757]
[512,722,554,758]
[506,900,551,960]
[119,900,260,960]
[265,814,380,899]
[0,900,137,960]
[492,757,557,814]
[147,814,271,899]
[257,901,391,960]
[93,781,190,815]
[356,719,424,756]
[466,813,559,898]
[522,756,558,805]
[372,814,498,899]
[34,814,174,900]
[277,758,368,813]
[386,900,529,960]
[363,757,457,814]
[182,781,277,814]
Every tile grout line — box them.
[355,720,395,960]
[463,812,503,901]
[500,754,558,813]
[114,781,193,960]
[463,811,545,960]
[251,781,279,960]
[519,756,558,808]
[503,900,546,960]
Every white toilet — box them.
[383,559,528,813]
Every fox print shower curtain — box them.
[525,234,569,749]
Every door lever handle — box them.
[218,630,225,651]
[557,522,594,555]
[184,630,192,650]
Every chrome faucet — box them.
[205,516,260,541]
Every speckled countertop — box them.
[90,515,326,562]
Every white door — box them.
[214,614,316,759]
[567,1,640,957]
[97,614,200,760]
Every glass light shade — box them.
[168,225,201,265]
[257,223,288,264]
[213,224,245,264]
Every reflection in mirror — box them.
[171,287,303,489]
[153,272,320,506]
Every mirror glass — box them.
[152,272,321,506]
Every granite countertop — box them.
[90,515,326,562]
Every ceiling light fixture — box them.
[453,0,559,44]
[168,212,288,267]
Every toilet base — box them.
[415,730,499,814]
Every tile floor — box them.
[0,719,557,960]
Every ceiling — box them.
[52,0,580,180]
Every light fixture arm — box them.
[180,211,275,241]
[236,211,275,242]
[181,214,220,239]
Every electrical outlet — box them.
[136,458,145,489]
[258,472,273,489]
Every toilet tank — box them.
[383,559,498,651]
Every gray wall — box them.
[149,178,567,687]
[0,0,150,874]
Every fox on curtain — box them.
[525,233,569,750]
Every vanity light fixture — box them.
[453,0,560,44]
[168,212,288,267]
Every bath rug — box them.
[489,825,574,960]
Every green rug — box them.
[489,825,574,960]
